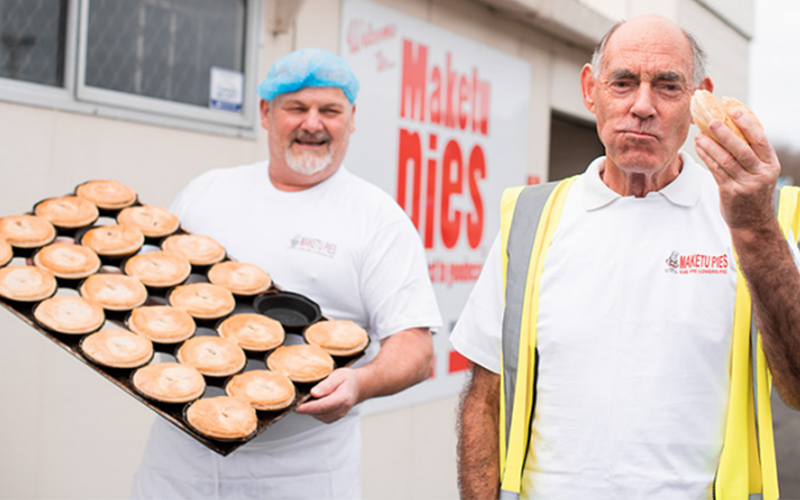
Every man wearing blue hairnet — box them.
[130,48,442,499]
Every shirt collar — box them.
[580,152,704,211]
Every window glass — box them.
[0,0,68,86]
[85,0,246,108]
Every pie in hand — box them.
[75,180,137,210]
[33,242,101,280]
[33,296,105,335]
[207,261,272,296]
[127,305,196,344]
[80,328,154,368]
[0,215,56,249]
[123,250,191,288]
[303,320,369,357]
[266,344,335,383]
[185,396,258,440]
[217,313,285,352]
[34,196,99,229]
[177,336,246,377]
[117,205,180,238]
[168,283,236,320]
[161,234,226,267]
[132,362,206,403]
[226,369,296,411]
[79,273,148,311]
[0,265,57,302]
[80,224,144,258]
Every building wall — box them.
[0,0,755,498]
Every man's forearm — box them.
[458,364,501,500]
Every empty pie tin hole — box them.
[252,292,321,333]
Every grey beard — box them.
[285,148,333,176]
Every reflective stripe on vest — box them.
[499,180,800,500]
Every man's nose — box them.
[630,86,656,119]
[301,109,325,132]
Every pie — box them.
[0,265,57,302]
[33,296,105,334]
[177,336,246,377]
[266,344,335,383]
[80,328,153,368]
[185,396,258,440]
[0,214,56,249]
[80,224,144,258]
[79,273,148,311]
[161,234,226,267]
[132,362,206,403]
[217,313,285,352]
[75,180,137,210]
[0,239,12,267]
[34,196,99,229]
[126,305,196,344]
[226,370,296,411]
[33,242,101,280]
[207,261,272,296]
[303,320,369,357]
[117,206,180,238]
[168,283,236,320]
[123,250,191,288]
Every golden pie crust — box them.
[226,370,296,411]
[33,242,101,279]
[117,206,180,238]
[0,215,56,249]
[34,296,105,334]
[168,283,236,320]
[80,224,144,257]
[79,273,148,311]
[124,250,191,288]
[267,344,335,383]
[0,239,12,267]
[75,180,137,210]
[81,328,153,368]
[34,196,99,229]
[162,234,226,266]
[207,261,272,296]
[177,336,246,377]
[127,305,196,343]
[217,313,285,352]
[0,265,57,302]
[132,362,206,403]
[303,320,369,357]
[185,396,258,440]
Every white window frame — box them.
[0,0,262,138]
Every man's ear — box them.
[580,64,597,114]
[260,99,270,130]
[698,76,713,94]
[350,104,356,133]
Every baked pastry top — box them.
[132,362,206,403]
[168,283,236,320]
[207,261,272,296]
[226,369,296,411]
[75,180,137,210]
[33,296,105,334]
[127,305,196,343]
[185,396,258,441]
[161,234,226,267]
[80,224,145,257]
[117,206,180,238]
[0,239,12,267]
[123,250,191,288]
[81,328,153,368]
[217,313,285,352]
[0,214,56,249]
[0,265,57,302]
[79,273,148,311]
[303,320,369,357]
[33,242,101,279]
[177,336,246,377]
[34,196,99,229]
[266,344,335,383]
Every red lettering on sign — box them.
[467,145,485,249]
[441,139,463,249]
[448,350,471,373]
[400,39,427,122]
[397,128,422,229]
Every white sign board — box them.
[341,0,531,412]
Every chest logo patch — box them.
[665,251,729,275]
[289,234,337,259]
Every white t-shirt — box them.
[132,162,441,499]
[451,153,740,500]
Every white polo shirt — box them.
[451,153,739,500]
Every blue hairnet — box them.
[257,48,360,103]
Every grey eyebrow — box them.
[609,69,638,80]
[654,71,685,83]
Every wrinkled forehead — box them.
[601,19,694,82]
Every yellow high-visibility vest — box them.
[498,178,800,500]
